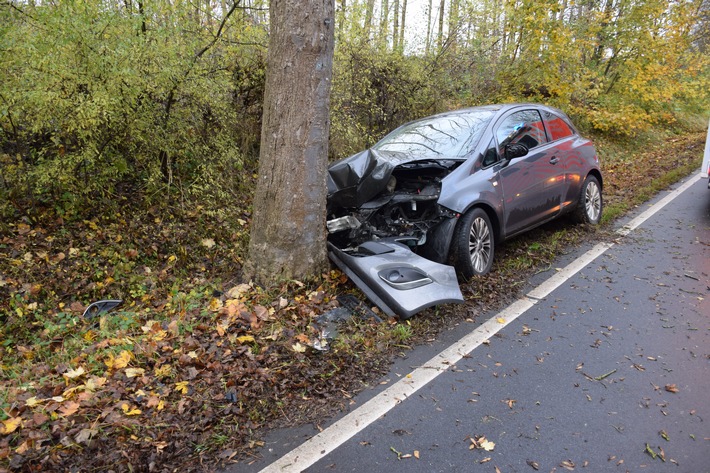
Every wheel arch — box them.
[458,201,503,244]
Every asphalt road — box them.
[240,174,710,473]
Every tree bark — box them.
[245,0,335,284]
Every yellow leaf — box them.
[174,381,189,395]
[480,439,495,451]
[125,368,145,378]
[209,298,222,312]
[157,400,165,411]
[292,342,307,353]
[168,254,177,263]
[496,317,506,324]
[236,335,255,344]
[63,366,85,380]
[25,396,43,408]
[84,376,107,392]
[1,417,22,434]
[107,350,132,370]
[154,364,172,378]
[121,403,141,416]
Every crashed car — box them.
[327,104,603,319]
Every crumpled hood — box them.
[327,149,452,209]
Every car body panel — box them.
[327,240,464,319]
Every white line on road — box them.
[259,173,702,473]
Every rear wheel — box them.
[573,175,602,224]
[453,208,495,278]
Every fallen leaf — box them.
[480,439,495,451]
[121,403,141,416]
[201,238,216,249]
[496,317,506,324]
[560,460,575,470]
[292,342,307,353]
[75,428,97,444]
[63,366,86,380]
[1,417,22,434]
[174,381,190,394]
[413,450,420,459]
[236,335,255,344]
[664,384,679,393]
[125,368,145,378]
[58,401,80,417]
[526,459,540,470]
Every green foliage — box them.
[0,0,266,218]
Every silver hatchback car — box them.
[327,104,603,318]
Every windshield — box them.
[374,110,494,158]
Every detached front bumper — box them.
[327,239,464,319]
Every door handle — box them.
[549,156,560,165]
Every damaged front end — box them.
[326,149,464,319]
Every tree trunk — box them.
[425,0,432,54]
[399,0,407,51]
[393,0,400,50]
[245,0,335,284]
[437,0,445,50]
[364,0,376,40]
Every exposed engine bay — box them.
[326,150,462,254]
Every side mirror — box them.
[505,143,529,161]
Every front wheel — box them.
[452,208,495,279]
[573,175,603,225]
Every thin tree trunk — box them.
[380,0,390,47]
[245,0,335,283]
[364,0,376,40]
[437,0,445,50]
[393,0,400,49]
[399,0,407,51]
[426,0,433,54]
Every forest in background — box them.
[1,0,708,222]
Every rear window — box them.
[543,111,574,141]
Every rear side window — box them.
[496,110,547,149]
[543,111,574,141]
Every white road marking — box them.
[259,173,702,473]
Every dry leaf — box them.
[125,368,145,378]
[664,384,679,393]
[1,417,22,434]
[121,403,141,416]
[236,335,255,344]
[560,460,575,470]
[292,342,307,353]
[414,450,420,459]
[58,401,81,417]
[496,317,506,324]
[75,428,98,444]
[174,381,189,394]
[63,366,85,380]
[526,459,540,470]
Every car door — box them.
[540,109,587,210]
[496,109,566,235]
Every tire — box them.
[573,175,603,224]
[453,207,495,279]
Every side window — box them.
[481,139,499,167]
[543,111,574,141]
[495,110,547,149]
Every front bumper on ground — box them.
[327,239,464,319]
